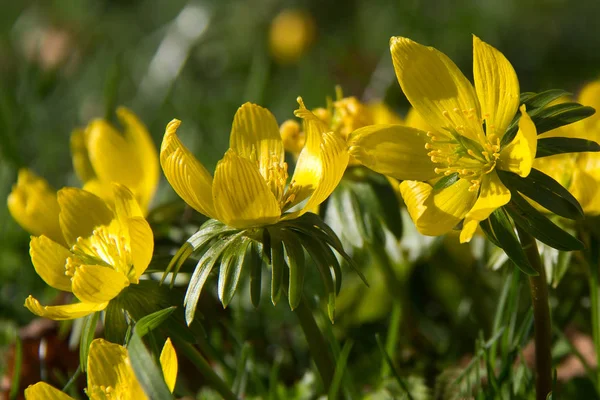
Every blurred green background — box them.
[1,0,600,397]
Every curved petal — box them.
[72,265,129,303]
[87,338,146,400]
[348,124,436,181]
[7,169,64,245]
[57,188,114,247]
[24,296,106,320]
[229,103,284,177]
[117,107,160,212]
[113,184,144,220]
[368,102,403,125]
[291,130,349,217]
[70,128,96,183]
[212,150,281,228]
[572,152,600,215]
[160,119,216,219]
[160,338,178,392]
[404,107,434,132]
[286,98,332,206]
[30,235,72,292]
[498,105,537,177]
[460,171,511,243]
[25,382,74,400]
[473,35,520,142]
[390,36,482,142]
[81,179,115,206]
[579,80,600,132]
[128,217,154,279]
[400,178,477,236]
[86,119,144,190]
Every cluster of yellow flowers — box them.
[8,34,599,398]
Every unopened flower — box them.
[269,9,316,64]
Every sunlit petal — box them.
[24,296,106,320]
[30,235,72,292]
[57,188,114,247]
[473,35,519,142]
[212,150,280,228]
[348,124,436,181]
[579,80,600,132]
[498,105,537,177]
[72,265,129,303]
[128,217,154,280]
[390,36,482,142]
[460,171,511,243]
[70,128,96,183]
[400,178,477,236]
[160,338,178,392]
[160,119,216,219]
[25,382,74,400]
[113,184,144,220]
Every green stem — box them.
[586,244,600,388]
[294,296,336,389]
[172,338,238,400]
[517,227,552,400]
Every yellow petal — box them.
[117,107,160,212]
[579,80,600,131]
[128,217,154,280]
[160,338,178,392]
[229,103,284,178]
[57,188,114,247]
[400,178,477,236]
[70,128,96,183]
[25,295,106,320]
[368,102,403,125]
[87,338,146,400]
[86,119,145,192]
[7,169,64,245]
[348,124,436,181]
[460,171,511,243]
[390,37,482,142]
[113,184,144,220]
[292,131,349,217]
[30,236,72,292]
[498,105,537,177]
[160,119,216,218]
[280,119,305,156]
[472,35,520,142]
[571,153,600,215]
[404,107,434,132]
[212,149,281,228]
[81,179,115,206]
[25,382,74,400]
[72,265,129,303]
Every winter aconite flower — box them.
[269,9,316,65]
[348,36,536,243]
[534,81,600,215]
[8,107,159,242]
[24,338,177,399]
[24,185,153,320]
[160,100,348,229]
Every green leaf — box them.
[184,233,239,325]
[134,306,177,338]
[79,312,99,372]
[497,169,583,219]
[328,340,354,400]
[128,333,174,400]
[487,209,538,276]
[433,172,460,190]
[218,237,250,308]
[248,241,263,308]
[269,229,284,306]
[280,229,306,310]
[505,192,584,251]
[536,137,600,158]
[161,242,193,286]
[520,89,570,110]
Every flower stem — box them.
[172,338,238,400]
[294,296,335,389]
[516,227,552,400]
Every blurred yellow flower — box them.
[269,9,316,64]
[348,35,537,243]
[534,81,600,215]
[160,100,348,229]
[24,185,153,320]
[8,107,159,242]
[24,337,177,400]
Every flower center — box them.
[261,154,289,206]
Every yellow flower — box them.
[534,81,600,215]
[8,108,159,243]
[24,184,153,320]
[24,337,177,400]
[348,36,537,243]
[160,100,348,229]
[7,169,64,246]
[269,9,316,65]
